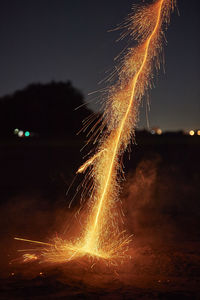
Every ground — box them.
[0,134,200,299]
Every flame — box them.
[15,0,176,265]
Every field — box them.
[0,133,200,299]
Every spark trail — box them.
[82,0,176,254]
[15,0,176,264]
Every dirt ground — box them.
[1,239,200,299]
[0,135,200,299]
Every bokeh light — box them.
[25,131,30,137]
[189,130,195,136]
[13,128,19,135]
[157,129,162,135]
[18,130,24,138]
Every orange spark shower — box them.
[15,0,176,264]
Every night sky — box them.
[0,0,199,131]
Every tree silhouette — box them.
[0,81,91,138]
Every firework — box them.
[15,0,176,265]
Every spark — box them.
[77,149,108,174]
[15,0,176,265]
[14,237,52,247]
[81,0,176,253]
[23,254,38,262]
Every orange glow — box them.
[15,0,176,265]
[197,130,200,136]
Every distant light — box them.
[25,131,30,137]
[18,130,24,138]
[13,128,19,135]
[189,130,195,136]
[151,130,155,135]
[197,130,200,136]
[157,129,162,135]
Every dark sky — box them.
[0,0,199,131]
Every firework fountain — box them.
[15,0,176,266]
